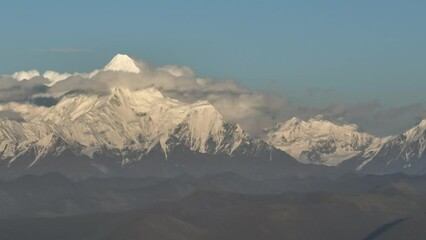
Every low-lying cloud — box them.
[0,55,424,137]
[12,70,41,81]
[0,110,24,122]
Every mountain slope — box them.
[360,120,426,174]
[103,54,141,73]
[265,116,384,166]
[35,87,249,157]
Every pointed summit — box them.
[420,119,426,127]
[281,117,302,129]
[104,54,141,73]
[288,117,302,124]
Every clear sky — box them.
[0,0,425,109]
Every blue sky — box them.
[0,0,425,109]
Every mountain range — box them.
[264,115,384,166]
[0,54,425,178]
[0,86,304,179]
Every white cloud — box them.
[7,69,100,86]
[51,58,296,135]
[1,54,425,137]
[158,65,195,78]
[11,70,40,81]
[42,71,72,85]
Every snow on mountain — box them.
[0,119,76,165]
[359,119,426,174]
[0,87,253,168]
[265,116,383,166]
[103,54,141,73]
[169,101,248,154]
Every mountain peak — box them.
[281,117,302,128]
[104,54,141,73]
[289,116,302,122]
[266,116,381,166]
[420,119,426,127]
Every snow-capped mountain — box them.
[359,119,426,174]
[6,53,407,178]
[0,86,303,179]
[103,54,141,73]
[0,54,315,179]
[40,87,250,157]
[0,88,245,159]
[0,120,73,163]
[265,116,384,166]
